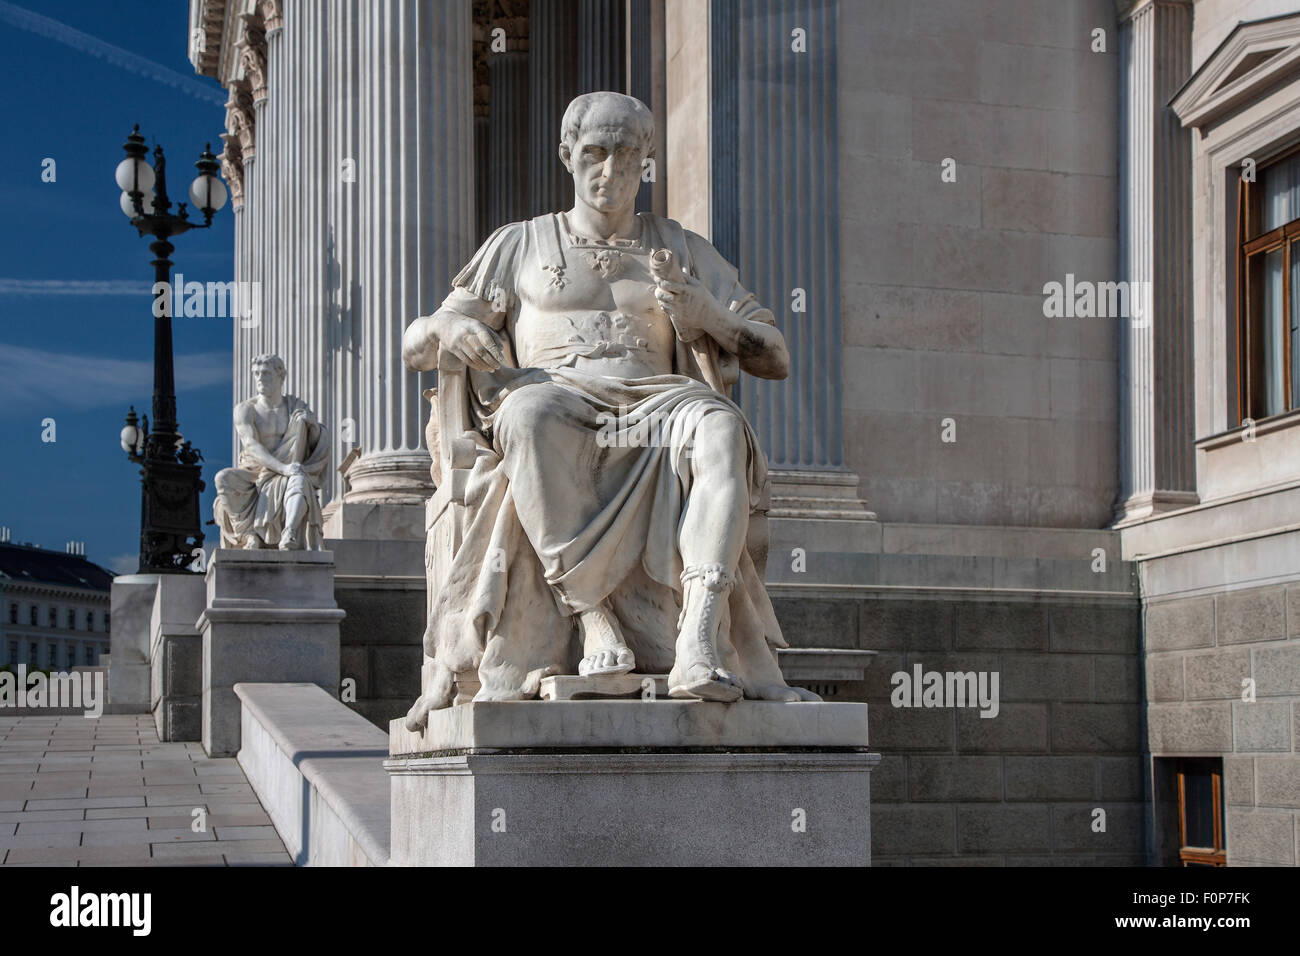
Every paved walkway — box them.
[0,714,291,866]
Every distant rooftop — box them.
[0,543,115,592]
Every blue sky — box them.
[0,0,234,573]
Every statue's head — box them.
[251,353,286,396]
[559,92,653,216]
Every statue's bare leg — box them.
[673,411,820,702]
[578,601,636,676]
[670,412,748,701]
[280,488,307,550]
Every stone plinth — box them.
[198,550,344,757]
[107,574,160,714]
[149,574,207,741]
[386,701,878,866]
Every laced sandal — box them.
[668,563,743,702]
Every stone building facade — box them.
[187,0,1299,865]
[0,543,113,671]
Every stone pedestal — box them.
[386,700,878,866]
[321,500,424,542]
[149,574,207,741]
[107,574,160,714]
[198,550,344,757]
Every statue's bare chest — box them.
[251,402,289,446]
[511,242,674,372]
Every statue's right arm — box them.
[233,403,291,477]
[403,293,508,373]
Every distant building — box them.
[0,543,114,671]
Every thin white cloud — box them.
[0,344,229,415]
[0,279,150,296]
[0,1,226,107]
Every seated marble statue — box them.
[401,91,818,725]
[213,354,329,551]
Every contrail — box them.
[0,1,226,107]
[0,279,150,296]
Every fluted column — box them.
[734,0,843,470]
[348,0,475,504]
[1115,0,1197,524]
[528,0,577,216]
[328,0,362,507]
[487,50,530,231]
[265,3,283,366]
[577,0,624,93]
[629,0,655,213]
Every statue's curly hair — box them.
[251,353,285,375]
[560,92,654,155]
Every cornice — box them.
[1172,12,1300,128]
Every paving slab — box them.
[0,715,290,867]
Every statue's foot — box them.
[577,604,635,676]
[403,662,455,733]
[242,534,263,550]
[668,563,742,702]
[278,531,301,551]
[668,661,744,702]
[747,682,822,702]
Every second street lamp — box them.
[116,124,227,574]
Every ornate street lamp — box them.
[115,125,227,573]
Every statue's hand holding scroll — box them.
[651,248,724,343]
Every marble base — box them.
[538,672,667,700]
[386,700,877,866]
[389,699,870,752]
[107,575,160,714]
[198,550,344,757]
[150,574,206,741]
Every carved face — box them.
[562,124,646,216]
[252,361,285,397]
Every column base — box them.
[321,500,425,541]
[341,452,434,506]
[1112,489,1200,527]
[768,468,882,554]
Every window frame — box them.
[1176,758,1227,867]
[1237,142,1300,420]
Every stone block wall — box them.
[1145,582,1300,866]
[838,0,1120,527]
[335,584,424,729]
[773,592,1144,864]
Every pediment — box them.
[1172,13,1300,129]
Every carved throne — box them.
[418,345,772,707]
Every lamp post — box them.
[115,125,227,573]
